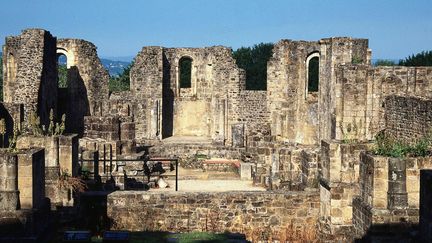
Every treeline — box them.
[232,43,274,90]
[375,50,432,66]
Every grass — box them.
[58,231,230,243]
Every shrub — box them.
[373,131,431,157]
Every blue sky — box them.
[1,0,431,60]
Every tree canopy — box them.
[399,51,432,66]
[374,59,396,66]
[232,43,274,90]
[58,64,68,88]
[109,62,132,92]
[0,56,3,101]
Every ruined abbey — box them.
[1,28,432,242]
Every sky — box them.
[1,0,431,60]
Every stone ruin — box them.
[1,28,432,242]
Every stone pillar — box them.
[420,170,432,242]
[0,151,19,211]
[17,148,45,209]
[59,134,79,176]
[387,158,407,209]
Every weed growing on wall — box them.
[373,131,432,157]
[29,109,66,136]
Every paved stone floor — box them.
[156,179,266,192]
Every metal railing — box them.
[79,156,179,191]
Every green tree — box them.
[374,59,396,66]
[0,56,3,101]
[232,43,274,90]
[399,50,432,66]
[58,64,68,88]
[109,62,133,92]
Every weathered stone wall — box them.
[16,148,45,210]
[238,90,270,145]
[318,38,370,143]
[129,47,163,140]
[267,40,321,145]
[353,153,432,238]
[16,135,79,206]
[318,140,371,239]
[108,190,319,241]
[0,151,19,211]
[2,29,58,128]
[128,46,254,145]
[334,66,432,141]
[84,116,120,141]
[57,39,110,135]
[384,95,432,143]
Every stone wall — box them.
[129,46,252,145]
[238,90,270,146]
[57,39,110,135]
[267,40,321,145]
[353,153,432,238]
[0,151,19,211]
[318,38,369,143]
[384,95,432,143]
[318,140,371,239]
[84,116,120,141]
[16,148,45,210]
[334,66,432,141]
[108,190,319,241]
[267,38,370,145]
[2,29,57,128]
[16,135,79,206]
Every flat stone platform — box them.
[156,179,266,192]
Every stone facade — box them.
[108,190,320,241]
[2,29,57,128]
[384,95,432,142]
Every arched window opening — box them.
[307,55,319,93]
[57,54,68,88]
[7,53,17,81]
[179,57,192,88]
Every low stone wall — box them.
[84,116,120,141]
[107,190,320,241]
[353,153,432,238]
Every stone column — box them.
[387,158,408,209]
[17,148,45,209]
[0,151,19,211]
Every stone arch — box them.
[306,52,320,94]
[56,48,75,68]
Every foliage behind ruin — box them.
[232,43,274,90]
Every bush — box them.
[373,131,431,157]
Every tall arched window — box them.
[306,53,320,93]
[179,57,192,88]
